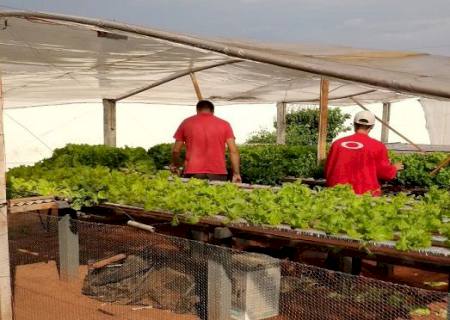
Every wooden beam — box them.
[189,72,203,100]
[284,89,377,104]
[103,99,116,147]
[276,102,287,144]
[381,102,391,143]
[8,202,57,214]
[317,78,329,165]
[8,196,55,204]
[0,77,13,320]
[114,59,241,102]
[89,254,126,270]
[350,97,423,152]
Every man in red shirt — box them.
[170,100,242,182]
[325,110,403,196]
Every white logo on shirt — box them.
[341,141,364,150]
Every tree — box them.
[246,106,351,145]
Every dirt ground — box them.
[13,261,199,320]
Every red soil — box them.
[13,261,199,320]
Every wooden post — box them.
[317,78,329,164]
[58,213,79,281]
[103,99,116,147]
[0,77,13,320]
[276,102,287,144]
[189,73,203,100]
[430,155,450,176]
[377,262,394,277]
[381,102,391,143]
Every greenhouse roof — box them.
[1,11,450,108]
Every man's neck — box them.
[355,129,369,135]
[197,110,213,115]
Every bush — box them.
[246,107,351,145]
[148,143,185,170]
[8,167,449,250]
[145,144,450,188]
[147,143,319,185]
[8,144,156,176]
[390,152,450,188]
[238,145,320,185]
[245,130,276,144]
[10,143,447,189]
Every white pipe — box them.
[127,220,155,233]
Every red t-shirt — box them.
[325,133,397,196]
[173,113,235,174]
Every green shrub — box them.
[148,143,185,170]
[237,145,320,184]
[245,130,276,144]
[246,107,351,145]
[8,168,450,250]
[10,143,447,189]
[147,143,319,185]
[46,144,128,168]
[8,144,156,176]
[390,152,450,188]
[145,144,449,188]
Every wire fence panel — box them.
[8,212,448,320]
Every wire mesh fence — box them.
[8,212,448,320]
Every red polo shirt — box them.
[325,133,397,196]
[174,113,235,174]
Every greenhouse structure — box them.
[0,10,449,320]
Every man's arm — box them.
[170,141,184,175]
[226,138,241,183]
[376,146,403,181]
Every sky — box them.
[0,0,445,167]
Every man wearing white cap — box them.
[325,110,403,196]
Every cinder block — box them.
[231,253,280,320]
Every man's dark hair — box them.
[196,100,214,112]
[354,122,374,131]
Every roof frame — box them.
[0,11,449,100]
[113,59,242,102]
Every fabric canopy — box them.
[0,11,449,109]
[420,98,450,145]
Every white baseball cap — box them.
[354,110,375,126]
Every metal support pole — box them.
[0,75,13,320]
[317,78,329,165]
[381,102,391,143]
[103,99,116,147]
[58,213,79,281]
[276,102,287,144]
